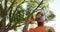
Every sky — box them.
[49,0,60,32]
[8,0,60,32]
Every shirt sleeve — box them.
[29,29,35,32]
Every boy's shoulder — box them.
[29,26,55,32]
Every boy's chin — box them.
[37,21,43,23]
[37,20,43,22]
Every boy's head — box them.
[35,10,47,23]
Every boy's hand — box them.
[27,15,34,23]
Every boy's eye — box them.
[37,15,41,17]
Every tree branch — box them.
[7,0,25,27]
[7,22,24,31]
[6,0,44,31]
[5,0,7,10]
[15,0,25,10]
[0,4,4,17]
[27,0,44,19]
[6,0,15,29]
[6,0,25,27]
[7,4,13,29]
[8,25,20,31]
[7,0,15,12]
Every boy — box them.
[23,10,55,32]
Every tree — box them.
[0,0,55,32]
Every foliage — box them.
[0,0,55,32]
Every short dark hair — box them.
[36,11,44,16]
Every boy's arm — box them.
[22,21,30,32]
[22,16,34,32]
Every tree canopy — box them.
[0,0,55,32]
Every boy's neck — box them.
[37,22,44,26]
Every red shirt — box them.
[29,26,55,32]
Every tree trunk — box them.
[0,16,6,32]
[5,30,8,32]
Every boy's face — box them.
[35,12,44,22]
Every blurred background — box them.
[0,0,59,32]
